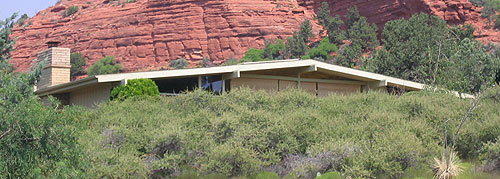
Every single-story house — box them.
[34,47,425,108]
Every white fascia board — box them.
[310,60,425,90]
[35,78,98,96]
[96,60,315,83]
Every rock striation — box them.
[9,0,500,74]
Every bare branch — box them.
[0,128,11,140]
[452,91,482,149]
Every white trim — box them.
[241,74,367,85]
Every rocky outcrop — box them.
[10,0,321,72]
[10,0,500,74]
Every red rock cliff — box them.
[10,0,500,73]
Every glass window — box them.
[202,75,223,94]
[154,77,198,94]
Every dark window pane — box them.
[154,77,198,94]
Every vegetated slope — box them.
[9,0,500,73]
[78,88,500,178]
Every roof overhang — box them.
[34,59,426,96]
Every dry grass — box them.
[433,149,463,179]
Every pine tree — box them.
[286,20,314,58]
[317,2,331,26]
[345,6,361,30]
[0,13,17,71]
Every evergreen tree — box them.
[316,2,331,26]
[0,13,17,71]
[345,6,361,30]
[70,53,86,77]
[326,14,345,45]
[366,13,500,93]
[286,20,314,58]
[262,39,286,60]
[347,16,379,51]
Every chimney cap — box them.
[47,41,60,48]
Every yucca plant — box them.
[433,149,463,179]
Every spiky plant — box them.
[433,149,463,179]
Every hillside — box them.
[9,0,500,73]
[67,89,500,178]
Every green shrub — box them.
[241,48,264,63]
[87,56,122,76]
[317,172,341,179]
[169,58,189,69]
[302,38,337,60]
[78,86,500,178]
[480,136,500,172]
[495,14,500,29]
[110,79,160,100]
[255,171,279,179]
[62,6,79,18]
[70,53,86,77]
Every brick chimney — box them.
[36,43,71,89]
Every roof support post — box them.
[296,65,316,89]
[121,79,128,86]
[297,73,301,89]
[198,76,202,89]
[222,78,226,93]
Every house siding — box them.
[70,83,112,108]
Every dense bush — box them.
[78,87,500,178]
[241,39,286,63]
[240,48,264,62]
[110,79,160,100]
[1,14,86,178]
[302,38,337,61]
[62,6,79,18]
[169,58,189,69]
[70,53,86,77]
[366,13,500,94]
[87,56,122,76]
[480,137,500,172]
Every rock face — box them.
[10,0,500,74]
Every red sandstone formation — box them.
[9,0,500,75]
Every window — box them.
[154,75,230,95]
[154,77,198,94]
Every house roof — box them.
[35,59,426,96]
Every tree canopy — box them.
[87,56,122,76]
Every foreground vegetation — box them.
[68,88,499,178]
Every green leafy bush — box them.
[302,38,337,60]
[169,58,189,69]
[62,6,79,18]
[110,79,160,100]
[240,48,264,62]
[1,13,87,178]
[87,56,122,76]
[70,53,86,77]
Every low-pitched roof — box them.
[35,59,425,96]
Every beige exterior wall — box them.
[70,83,113,108]
[300,82,317,95]
[232,78,362,96]
[279,80,297,90]
[231,78,279,92]
[317,83,361,97]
